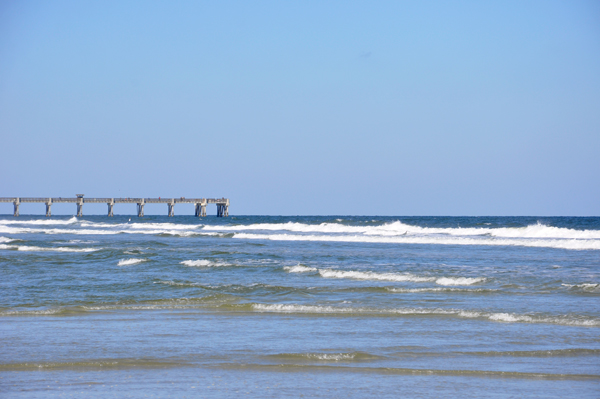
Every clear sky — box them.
[1,0,599,216]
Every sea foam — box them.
[180,259,229,267]
[117,258,147,266]
[0,244,98,253]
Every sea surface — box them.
[1,215,599,398]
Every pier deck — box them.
[0,196,229,217]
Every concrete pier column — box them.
[45,198,52,217]
[13,198,20,217]
[168,199,175,217]
[217,199,229,217]
[137,199,145,217]
[107,199,114,217]
[76,199,83,217]
[195,200,207,217]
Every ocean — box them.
[0,215,599,398]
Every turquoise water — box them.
[1,215,599,397]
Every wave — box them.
[180,259,229,267]
[0,236,14,243]
[117,258,147,266]
[318,269,433,283]
[232,232,600,250]
[204,220,600,239]
[0,357,188,371]
[562,283,599,293]
[0,244,99,252]
[3,301,598,327]
[435,277,486,286]
[2,218,598,250]
[80,221,200,231]
[250,304,600,327]
[217,363,600,380]
[0,216,78,226]
[265,351,386,362]
[284,266,485,286]
[0,225,217,237]
[386,287,496,293]
[284,265,317,273]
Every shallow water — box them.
[1,215,599,397]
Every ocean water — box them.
[0,215,599,398]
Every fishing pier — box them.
[0,196,229,217]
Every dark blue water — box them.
[1,215,599,397]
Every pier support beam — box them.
[76,199,83,217]
[217,204,228,217]
[13,198,20,217]
[168,199,175,217]
[45,198,52,217]
[137,199,145,217]
[195,201,207,217]
[107,199,114,217]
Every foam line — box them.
[117,258,147,266]
[232,233,600,250]
[0,244,99,252]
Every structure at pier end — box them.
[0,196,230,217]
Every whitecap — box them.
[318,269,433,283]
[180,259,228,267]
[0,244,98,253]
[284,265,317,273]
[435,277,486,286]
[117,258,147,266]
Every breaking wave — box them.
[284,265,317,273]
[266,351,386,362]
[0,217,79,226]
[2,218,598,250]
[0,244,99,252]
[562,283,599,293]
[117,258,147,266]
[232,232,600,250]
[204,220,600,239]
[250,304,600,327]
[180,259,229,267]
[284,266,485,286]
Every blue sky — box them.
[1,0,599,215]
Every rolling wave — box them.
[181,259,229,267]
[0,244,99,252]
[265,351,386,362]
[117,258,147,266]
[2,300,598,327]
[251,303,600,327]
[232,232,600,250]
[203,220,600,240]
[0,216,79,226]
[217,363,600,380]
[284,266,485,286]
[2,218,598,250]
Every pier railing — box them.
[0,197,229,217]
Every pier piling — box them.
[137,199,145,217]
[76,194,84,217]
[107,199,114,217]
[45,198,52,217]
[168,199,175,217]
